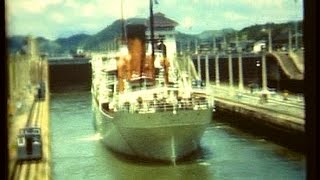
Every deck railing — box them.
[116,98,210,114]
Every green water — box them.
[50,90,305,180]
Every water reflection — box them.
[93,144,212,180]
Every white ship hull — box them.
[92,96,212,161]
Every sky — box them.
[5,0,304,40]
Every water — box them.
[50,90,305,180]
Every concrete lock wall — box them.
[8,54,43,115]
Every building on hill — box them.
[252,40,266,53]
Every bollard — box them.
[260,93,268,104]
[283,90,289,100]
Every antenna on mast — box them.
[121,0,127,45]
[149,0,155,58]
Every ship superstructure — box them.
[91,2,214,163]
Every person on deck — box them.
[157,40,167,58]
[157,40,169,85]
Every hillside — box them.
[7,19,303,55]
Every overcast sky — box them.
[5,0,304,40]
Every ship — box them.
[91,2,214,163]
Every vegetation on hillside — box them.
[7,19,303,56]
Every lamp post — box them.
[294,22,298,50]
[255,59,260,91]
[195,39,198,54]
[262,28,272,53]
[288,27,292,52]
[261,46,268,92]
[235,33,244,92]
[268,29,272,53]
[213,38,220,86]
[205,53,209,86]
[197,52,201,80]
[179,41,183,55]
[227,47,233,90]
[294,0,299,50]
[237,47,244,92]
[212,35,216,53]
[223,36,227,53]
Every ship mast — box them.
[120,0,126,45]
[149,0,155,58]
[136,0,156,88]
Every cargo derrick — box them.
[117,54,126,93]
[160,56,170,85]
